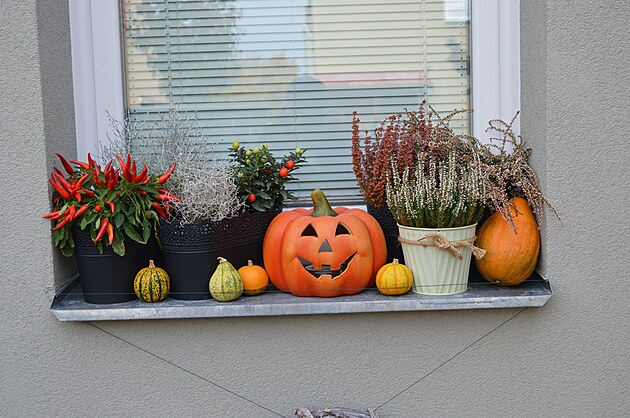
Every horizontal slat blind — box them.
[122,0,470,204]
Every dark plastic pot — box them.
[366,203,405,264]
[158,207,281,300]
[73,227,163,304]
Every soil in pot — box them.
[73,227,163,304]
[366,203,405,264]
[159,207,281,300]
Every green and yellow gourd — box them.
[134,260,170,303]
[209,257,243,302]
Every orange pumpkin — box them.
[263,189,387,297]
[238,260,269,296]
[475,197,541,286]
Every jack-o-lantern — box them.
[263,189,387,297]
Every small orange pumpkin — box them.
[237,260,269,296]
[376,259,413,295]
[263,189,387,297]
[475,197,541,286]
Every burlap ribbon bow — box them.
[398,233,486,260]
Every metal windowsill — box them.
[50,271,552,321]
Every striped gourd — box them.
[375,259,413,296]
[134,260,170,303]
[209,257,243,302]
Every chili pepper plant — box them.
[228,142,307,212]
[43,153,178,256]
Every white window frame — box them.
[69,0,520,158]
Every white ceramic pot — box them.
[398,223,477,295]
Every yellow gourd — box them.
[375,259,413,295]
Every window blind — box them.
[122,0,470,204]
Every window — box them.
[69,0,520,204]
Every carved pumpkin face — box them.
[263,190,387,297]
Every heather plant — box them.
[478,112,560,230]
[352,102,475,208]
[387,149,486,228]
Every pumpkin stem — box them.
[217,257,227,264]
[392,258,399,265]
[311,189,338,217]
[148,259,155,269]
[247,260,253,266]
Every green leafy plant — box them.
[228,142,307,212]
[43,153,178,256]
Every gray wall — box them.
[1,0,628,416]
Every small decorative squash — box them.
[263,189,387,297]
[376,259,413,295]
[237,260,269,296]
[134,259,170,303]
[475,197,541,286]
[210,257,243,302]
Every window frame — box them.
[69,0,521,162]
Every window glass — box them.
[123,0,470,204]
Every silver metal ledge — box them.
[50,272,552,321]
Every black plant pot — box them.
[73,227,163,304]
[158,207,282,300]
[366,203,405,264]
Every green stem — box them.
[311,189,338,217]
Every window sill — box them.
[50,272,552,321]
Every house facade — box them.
[1,0,628,416]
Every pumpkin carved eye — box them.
[335,223,351,235]
[302,224,318,237]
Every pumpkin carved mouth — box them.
[298,253,356,279]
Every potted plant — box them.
[43,153,178,304]
[385,108,487,295]
[351,102,435,263]
[225,142,307,265]
[126,110,246,300]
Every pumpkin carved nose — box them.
[319,240,332,253]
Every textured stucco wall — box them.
[1,0,629,417]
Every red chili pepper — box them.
[53,197,59,204]
[126,153,131,170]
[158,162,177,184]
[53,215,71,230]
[80,188,95,198]
[134,165,148,183]
[75,173,89,190]
[107,223,114,246]
[139,190,147,197]
[87,153,96,168]
[93,161,101,177]
[131,161,137,178]
[104,161,112,173]
[152,202,168,219]
[107,201,115,213]
[75,192,82,202]
[66,205,77,221]
[42,210,60,219]
[94,204,102,212]
[48,179,71,200]
[143,176,151,184]
[165,201,171,213]
[53,167,64,176]
[56,153,74,175]
[116,155,132,181]
[74,204,89,218]
[69,159,90,170]
[157,193,180,202]
[94,219,109,243]
[52,172,73,193]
